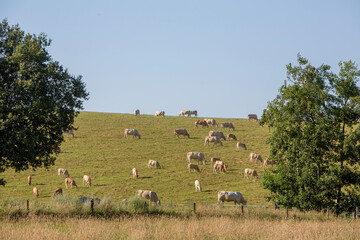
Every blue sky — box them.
[2,1,360,118]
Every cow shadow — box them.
[140,176,152,179]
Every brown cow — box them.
[195,120,208,128]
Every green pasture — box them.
[0,112,271,206]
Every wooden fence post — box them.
[26,200,29,211]
[356,207,358,220]
[193,203,196,213]
[90,199,94,213]
[241,206,244,214]
[286,207,289,218]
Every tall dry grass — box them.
[1,214,359,240]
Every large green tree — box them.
[0,19,89,185]
[260,54,360,215]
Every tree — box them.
[0,19,89,186]
[260,54,360,215]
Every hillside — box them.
[0,112,271,205]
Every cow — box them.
[218,191,247,205]
[27,175,31,185]
[248,114,258,121]
[134,109,140,117]
[188,163,201,173]
[132,168,138,178]
[65,177,78,189]
[204,119,218,127]
[124,129,141,139]
[237,142,247,150]
[195,180,202,192]
[58,168,70,178]
[52,187,63,198]
[249,153,263,163]
[79,197,101,204]
[204,136,223,146]
[33,187,39,197]
[195,120,208,128]
[148,160,161,169]
[263,159,276,167]
[227,134,237,141]
[209,131,226,140]
[136,190,161,206]
[83,175,91,187]
[178,110,190,117]
[187,152,206,165]
[189,110,198,117]
[174,129,190,138]
[213,161,227,173]
[155,111,165,118]
[63,129,75,137]
[221,122,235,131]
[244,168,259,179]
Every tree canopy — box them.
[0,19,89,185]
[260,54,360,215]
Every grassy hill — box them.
[0,112,271,206]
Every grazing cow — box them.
[83,175,91,187]
[263,159,276,167]
[209,131,226,140]
[248,114,258,121]
[124,129,141,139]
[148,160,161,169]
[33,187,39,197]
[174,129,190,138]
[227,134,237,141]
[204,119,218,127]
[155,110,165,118]
[52,187,63,198]
[204,136,223,146]
[218,191,247,205]
[211,157,221,166]
[213,161,227,173]
[134,109,140,117]
[178,110,190,117]
[136,190,161,206]
[65,177,78,189]
[132,168,138,178]
[188,163,201,173]
[249,153,263,163]
[58,168,70,178]
[195,180,202,192]
[221,122,235,131]
[79,197,101,204]
[195,120,208,128]
[187,152,206,165]
[27,175,31,185]
[237,142,247,150]
[244,168,259,179]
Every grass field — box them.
[0,111,270,205]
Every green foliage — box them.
[260,54,360,215]
[0,19,89,185]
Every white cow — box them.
[237,142,247,150]
[218,191,247,205]
[187,152,206,165]
[213,161,227,173]
[178,110,190,117]
[221,122,235,131]
[136,190,161,206]
[204,136,223,146]
[58,168,69,178]
[249,153,263,163]
[83,175,91,187]
[134,109,140,117]
[211,157,221,166]
[155,111,165,118]
[248,114,258,121]
[195,180,202,192]
[204,119,218,127]
[132,168,138,178]
[244,168,259,179]
[209,131,226,140]
[124,129,141,139]
[148,160,161,169]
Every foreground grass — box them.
[1,213,359,240]
[0,112,270,206]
